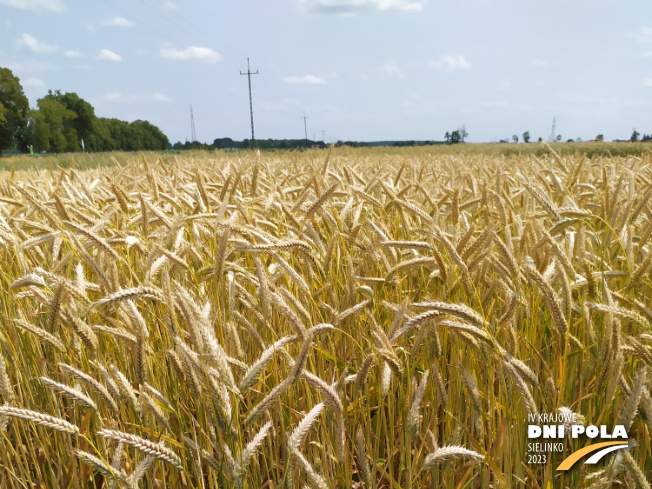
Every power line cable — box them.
[101,0,246,66]
[134,0,244,59]
[97,0,187,46]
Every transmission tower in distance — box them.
[190,105,196,142]
[302,112,309,145]
[549,116,556,143]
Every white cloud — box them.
[644,78,652,87]
[96,49,123,62]
[17,33,57,53]
[101,17,135,27]
[498,79,512,90]
[0,0,65,12]
[530,59,548,67]
[429,55,470,72]
[558,94,647,107]
[283,74,327,85]
[104,92,125,102]
[299,0,427,15]
[6,59,59,75]
[380,62,405,79]
[480,100,510,109]
[628,27,652,43]
[64,50,84,58]
[149,93,171,101]
[261,98,302,112]
[642,51,652,57]
[104,92,171,102]
[479,101,535,111]
[160,46,222,63]
[22,77,45,89]
[261,102,287,111]
[162,1,177,10]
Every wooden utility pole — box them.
[240,58,258,148]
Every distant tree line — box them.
[333,140,447,148]
[0,67,170,154]
[172,130,652,152]
[176,138,447,150]
[172,140,216,151]
[498,129,651,144]
[171,138,329,151]
[631,129,651,142]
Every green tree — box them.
[35,97,78,153]
[39,91,84,152]
[522,131,530,143]
[129,120,170,151]
[26,109,51,152]
[446,127,467,144]
[512,134,519,144]
[595,134,604,142]
[0,67,29,152]
[631,128,640,142]
[101,118,131,151]
[48,91,112,151]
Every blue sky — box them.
[0,0,650,143]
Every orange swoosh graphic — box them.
[556,441,628,471]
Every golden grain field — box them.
[0,146,651,488]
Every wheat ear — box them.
[407,370,429,439]
[287,402,325,452]
[0,405,79,434]
[97,429,182,470]
[234,420,273,487]
[75,450,134,489]
[40,376,97,411]
[89,286,166,309]
[0,352,16,404]
[421,445,484,470]
[58,363,118,413]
